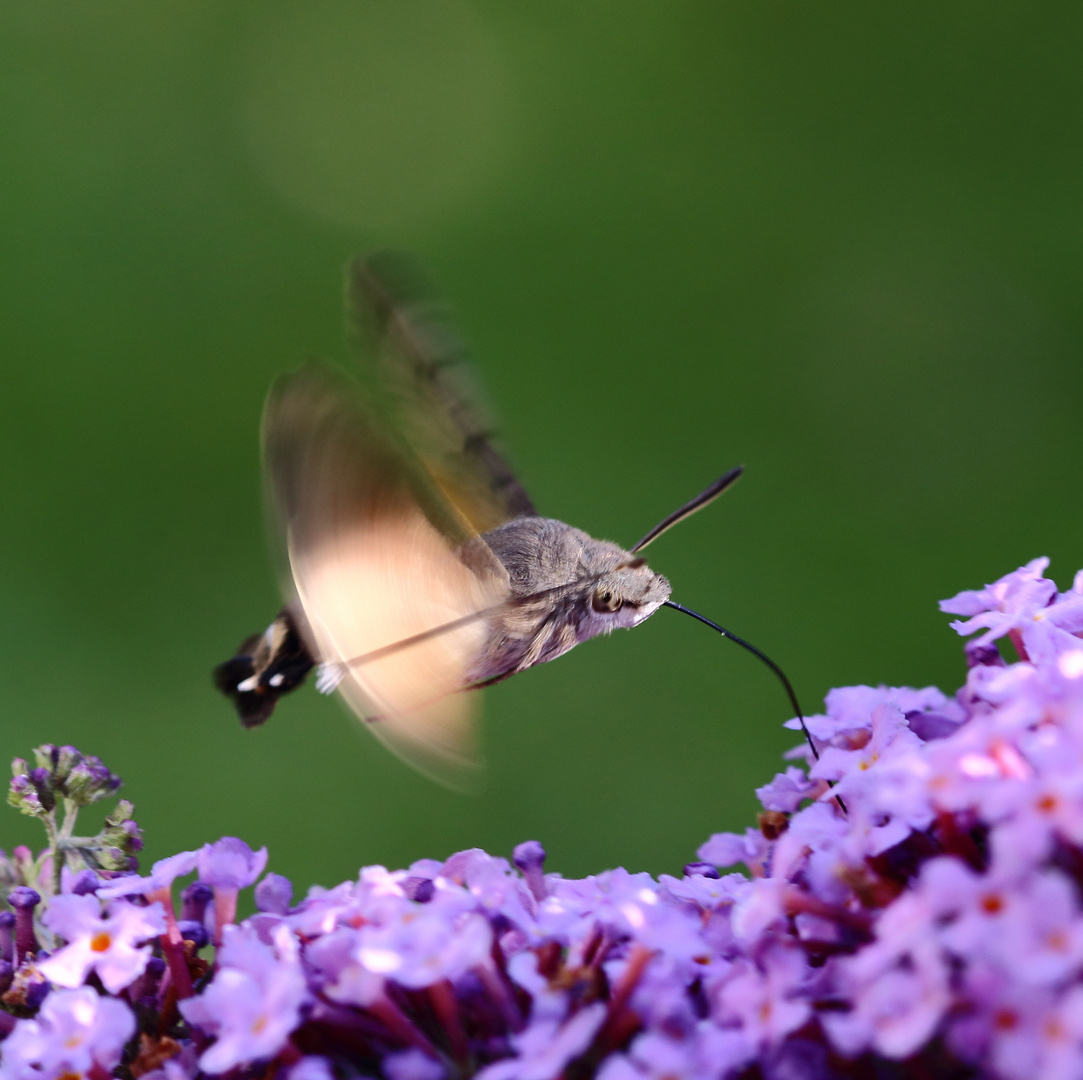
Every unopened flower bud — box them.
[11,847,33,880]
[254,873,292,914]
[30,745,59,774]
[27,768,56,814]
[95,802,143,871]
[182,881,214,922]
[403,876,435,903]
[178,920,210,950]
[965,640,1005,669]
[513,840,547,901]
[683,861,721,879]
[33,744,80,789]
[98,847,134,872]
[0,911,14,962]
[7,774,45,818]
[8,887,40,961]
[64,754,122,806]
[67,870,101,896]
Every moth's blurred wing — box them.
[262,365,509,785]
[346,254,537,536]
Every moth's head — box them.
[587,555,671,631]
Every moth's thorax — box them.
[467,516,671,682]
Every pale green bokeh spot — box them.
[242,0,512,235]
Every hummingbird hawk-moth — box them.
[215,254,810,784]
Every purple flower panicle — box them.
[6,557,1083,1077]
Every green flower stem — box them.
[58,797,79,840]
[41,812,61,897]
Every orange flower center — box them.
[1036,793,1058,814]
[1046,929,1069,953]
[993,1008,1019,1031]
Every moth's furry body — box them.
[215,253,730,783]
[469,517,671,683]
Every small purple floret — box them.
[0,986,134,1077]
[39,893,166,994]
[97,848,199,900]
[197,836,268,890]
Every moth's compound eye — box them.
[592,588,623,614]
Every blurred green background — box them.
[2,1,1082,891]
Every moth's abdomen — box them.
[213,609,316,728]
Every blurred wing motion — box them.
[347,253,536,530]
[261,256,534,784]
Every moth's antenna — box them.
[630,466,744,554]
[663,600,818,762]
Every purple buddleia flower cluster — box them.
[4,557,1083,1079]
